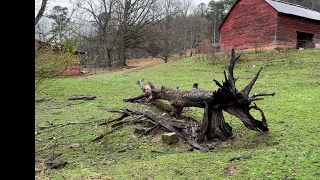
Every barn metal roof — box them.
[218,0,320,30]
[265,0,320,21]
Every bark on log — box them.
[197,103,233,142]
[123,49,274,141]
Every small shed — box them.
[35,39,86,76]
[194,41,220,54]
[219,0,320,51]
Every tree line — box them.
[35,0,319,67]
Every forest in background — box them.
[35,0,320,67]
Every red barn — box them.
[219,0,320,51]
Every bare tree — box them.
[187,9,209,55]
[35,0,49,25]
[180,0,191,58]
[145,0,208,61]
[76,0,115,67]
[115,0,161,66]
[35,19,52,42]
[155,0,181,63]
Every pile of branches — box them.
[95,49,275,152]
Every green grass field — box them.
[35,49,320,180]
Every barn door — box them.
[296,31,315,49]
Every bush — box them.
[35,41,79,93]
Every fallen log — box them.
[123,49,275,142]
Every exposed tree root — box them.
[91,49,275,152]
[121,49,274,142]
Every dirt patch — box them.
[126,54,184,67]
[127,57,164,67]
[78,54,185,76]
[224,164,244,176]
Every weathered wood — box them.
[224,106,268,132]
[68,96,96,100]
[123,49,274,142]
[209,50,271,132]
[35,98,53,103]
[206,108,232,140]
[197,102,211,142]
[240,66,263,96]
[150,99,175,113]
[46,162,68,169]
[124,81,213,117]
[138,124,160,138]
[102,108,209,151]
[227,49,241,92]
[197,103,233,142]
[91,134,104,142]
[123,94,146,102]
[143,112,209,151]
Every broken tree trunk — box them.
[123,49,274,142]
[197,102,233,142]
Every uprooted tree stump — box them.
[100,49,275,151]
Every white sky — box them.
[37,0,214,12]
[193,0,212,5]
[35,0,216,39]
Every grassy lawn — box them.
[35,49,320,179]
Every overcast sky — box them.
[194,0,211,5]
[35,0,215,21]
[35,0,215,38]
[39,0,213,11]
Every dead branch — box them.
[240,67,264,96]
[123,94,147,102]
[138,124,160,137]
[120,49,275,143]
[91,134,105,142]
[48,103,80,110]
[35,98,53,103]
[251,93,275,98]
[46,162,68,169]
[250,103,267,124]
[68,96,96,100]
[94,108,210,151]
